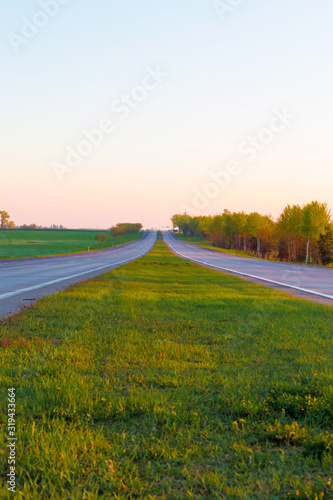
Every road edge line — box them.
[164,235,333,301]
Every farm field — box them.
[0,241,332,499]
[0,230,143,259]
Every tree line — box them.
[172,201,333,265]
[110,223,143,237]
[94,223,143,246]
[0,211,69,230]
[0,212,144,237]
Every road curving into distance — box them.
[163,231,333,304]
[0,231,157,317]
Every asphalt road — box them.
[0,231,157,317]
[163,232,333,304]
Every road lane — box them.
[163,232,333,302]
[0,231,157,316]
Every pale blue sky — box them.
[1,0,332,228]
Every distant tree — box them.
[197,216,213,240]
[246,212,263,257]
[259,216,275,259]
[209,214,226,247]
[19,223,38,230]
[318,225,333,265]
[171,214,192,236]
[231,212,247,251]
[7,221,15,229]
[171,214,181,231]
[95,233,107,245]
[110,223,143,237]
[0,211,10,229]
[302,201,331,264]
[110,226,118,238]
[277,204,304,262]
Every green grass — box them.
[0,230,143,259]
[0,241,332,499]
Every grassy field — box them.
[0,241,332,499]
[0,230,143,259]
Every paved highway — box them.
[0,231,157,316]
[163,232,333,303]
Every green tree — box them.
[110,223,142,237]
[171,214,182,231]
[197,216,213,241]
[171,214,192,236]
[231,212,247,250]
[209,214,226,247]
[318,225,333,265]
[277,204,304,262]
[246,213,275,258]
[246,212,262,257]
[302,201,331,264]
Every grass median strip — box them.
[0,241,332,499]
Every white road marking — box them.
[165,237,333,301]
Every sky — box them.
[0,0,332,229]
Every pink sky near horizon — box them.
[3,153,332,229]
